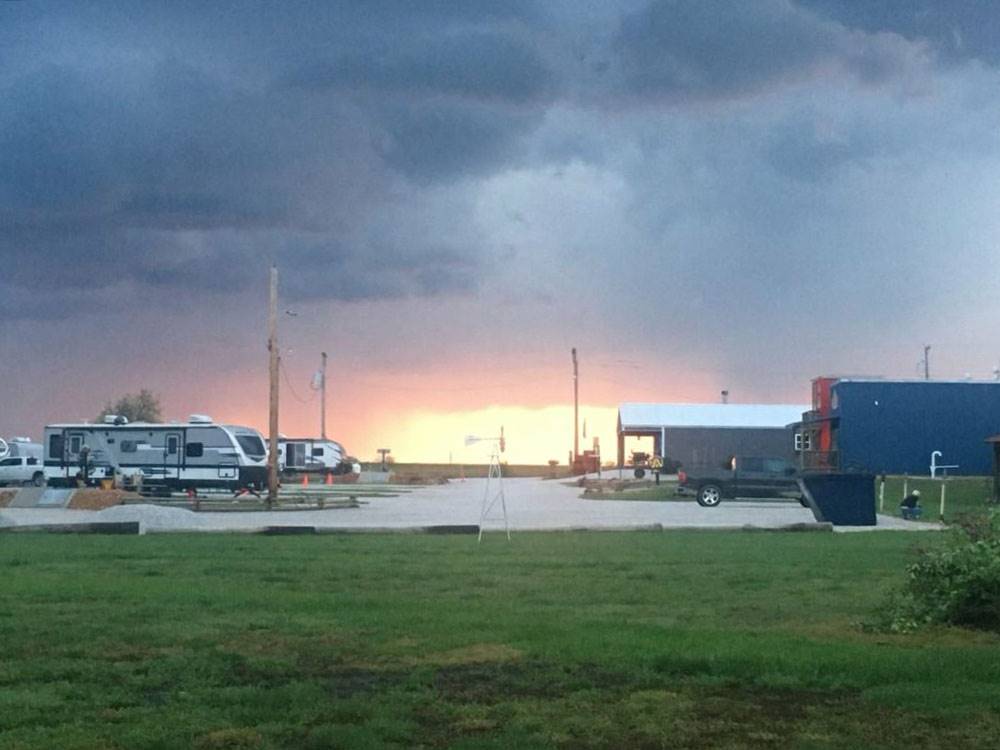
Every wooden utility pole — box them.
[320,351,327,439]
[572,347,579,463]
[267,265,280,507]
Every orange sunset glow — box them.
[380,405,619,465]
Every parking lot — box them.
[0,477,941,534]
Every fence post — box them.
[878,476,885,513]
[939,480,946,523]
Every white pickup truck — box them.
[0,438,46,487]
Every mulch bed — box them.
[68,489,142,510]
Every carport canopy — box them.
[616,402,810,466]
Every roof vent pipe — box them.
[721,390,729,404]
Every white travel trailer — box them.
[42,415,268,492]
[277,437,356,474]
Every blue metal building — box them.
[797,379,1000,476]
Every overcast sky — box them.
[2,1,1000,461]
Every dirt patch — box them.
[434,659,635,704]
[68,489,141,510]
[0,490,16,508]
[418,643,523,667]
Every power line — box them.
[279,359,317,404]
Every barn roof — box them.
[618,403,809,431]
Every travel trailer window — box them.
[49,434,64,458]
[120,441,137,453]
[312,447,324,457]
[186,443,204,458]
[236,435,265,459]
[187,428,231,447]
[69,435,82,454]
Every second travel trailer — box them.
[42,415,268,493]
[277,437,360,475]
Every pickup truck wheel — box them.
[32,472,46,487]
[697,484,723,507]
[634,468,645,479]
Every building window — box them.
[794,432,813,452]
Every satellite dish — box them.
[0,437,8,458]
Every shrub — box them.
[873,511,1000,632]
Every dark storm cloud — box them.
[0,1,530,317]
[0,0,983,328]
[800,0,1000,66]
[608,0,924,103]
[764,116,883,183]
[281,28,555,105]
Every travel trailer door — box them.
[287,442,306,469]
[163,431,182,480]
[66,431,86,480]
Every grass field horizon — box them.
[2,530,999,748]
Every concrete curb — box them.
[0,521,140,534]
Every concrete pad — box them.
[6,488,76,508]
[0,477,944,534]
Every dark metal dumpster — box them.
[798,473,877,526]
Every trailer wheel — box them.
[634,467,646,479]
[32,472,46,487]
[697,484,723,507]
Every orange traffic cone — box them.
[301,473,309,487]
[325,471,333,485]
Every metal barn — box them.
[616,403,809,468]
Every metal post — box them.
[940,480,946,522]
[572,348,579,464]
[267,266,280,508]
[924,345,931,380]
[878,476,885,513]
[320,351,327,439]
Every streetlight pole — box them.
[572,347,579,464]
[320,351,327,440]
[267,266,280,507]
[924,345,931,381]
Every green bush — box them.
[874,511,1000,632]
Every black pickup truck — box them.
[677,456,801,507]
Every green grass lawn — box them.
[877,475,995,523]
[586,476,998,524]
[582,482,683,501]
[1,532,998,749]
